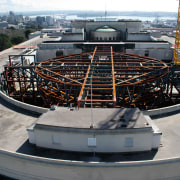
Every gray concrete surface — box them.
[37,107,147,129]
[0,94,180,162]
[0,98,38,151]
[160,35,175,45]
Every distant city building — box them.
[46,16,54,26]
[0,21,8,29]
[24,16,30,22]
[8,11,16,24]
[36,16,46,26]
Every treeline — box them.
[0,28,33,51]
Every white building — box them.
[27,108,161,153]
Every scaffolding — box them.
[1,46,173,109]
[174,0,180,65]
[36,46,172,109]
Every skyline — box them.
[0,0,179,13]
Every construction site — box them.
[1,1,180,179]
[0,45,179,110]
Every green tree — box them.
[24,29,32,39]
[7,26,16,30]
[11,36,25,45]
[0,33,12,51]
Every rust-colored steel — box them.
[77,46,97,107]
[2,46,172,109]
[34,46,171,109]
[111,46,116,107]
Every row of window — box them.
[96,37,118,41]
[52,135,134,148]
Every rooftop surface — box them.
[36,107,149,130]
[0,97,180,162]
[0,35,180,162]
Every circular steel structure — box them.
[35,46,172,109]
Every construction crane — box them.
[174,0,180,65]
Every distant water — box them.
[30,14,177,21]
[65,15,177,21]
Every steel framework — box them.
[34,46,172,109]
[1,46,173,109]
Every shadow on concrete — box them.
[17,140,158,162]
[97,108,140,129]
[0,174,17,180]
[151,110,180,120]
[0,97,39,118]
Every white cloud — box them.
[0,0,8,4]
[0,0,179,12]
[105,0,179,12]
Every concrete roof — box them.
[36,107,150,130]
[0,98,180,161]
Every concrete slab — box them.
[36,107,148,130]
[0,98,38,151]
[0,95,180,161]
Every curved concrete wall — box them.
[0,91,48,114]
[1,90,180,117]
[143,104,180,117]
[0,89,180,179]
[0,149,180,180]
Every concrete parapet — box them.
[0,91,48,114]
[143,104,180,117]
[0,148,180,180]
[0,89,180,117]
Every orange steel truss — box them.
[174,0,180,65]
[34,46,172,109]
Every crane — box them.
[174,0,180,65]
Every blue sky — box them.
[0,0,179,13]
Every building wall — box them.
[72,21,141,40]
[125,21,142,33]
[63,48,82,55]
[37,48,82,62]
[91,31,120,41]
[72,21,141,33]
[0,22,8,29]
[126,42,173,60]
[61,33,84,41]
[37,49,57,62]
[126,49,173,60]
[127,33,152,41]
[38,43,74,50]
[31,128,153,153]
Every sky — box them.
[0,0,179,13]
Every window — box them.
[145,50,149,57]
[88,138,96,147]
[124,137,133,147]
[52,134,61,144]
